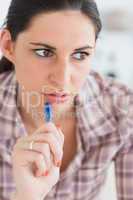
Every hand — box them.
[11,122,64,200]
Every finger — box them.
[51,124,65,145]
[46,123,64,145]
[14,138,52,172]
[34,122,64,145]
[16,123,64,146]
[31,142,52,171]
[16,134,63,167]
[12,149,48,177]
[56,126,64,144]
[28,133,63,165]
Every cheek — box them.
[72,67,90,92]
[13,51,48,91]
[15,63,47,92]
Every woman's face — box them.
[1,10,96,112]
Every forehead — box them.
[18,10,95,48]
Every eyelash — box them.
[33,49,90,60]
[34,49,53,57]
[71,52,90,60]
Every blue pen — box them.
[44,102,53,122]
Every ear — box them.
[0,29,15,63]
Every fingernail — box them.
[42,170,49,176]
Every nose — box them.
[48,61,72,88]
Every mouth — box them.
[46,92,69,97]
[41,92,71,104]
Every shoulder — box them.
[88,70,132,95]
[0,71,18,140]
[0,71,15,89]
[81,70,133,122]
[0,70,16,101]
[86,70,133,101]
[83,71,133,149]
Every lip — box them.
[47,92,69,97]
[42,93,70,104]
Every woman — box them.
[0,0,133,199]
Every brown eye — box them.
[72,52,90,60]
[34,49,54,57]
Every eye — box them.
[72,52,90,61]
[34,49,54,57]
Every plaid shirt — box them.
[0,70,133,200]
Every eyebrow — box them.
[29,42,94,51]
